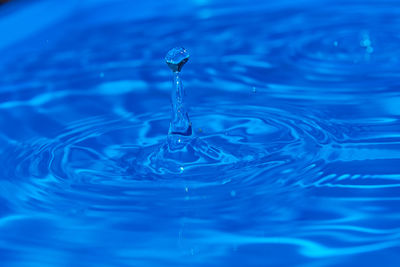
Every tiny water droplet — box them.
[360,32,374,55]
[360,39,371,47]
[180,166,184,172]
[252,87,256,93]
[333,41,338,47]
[230,190,236,197]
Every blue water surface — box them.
[1,0,400,266]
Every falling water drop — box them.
[360,32,374,54]
[165,47,192,136]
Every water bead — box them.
[165,47,190,72]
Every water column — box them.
[165,47,192,136]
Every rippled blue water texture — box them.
[1,0,400,266]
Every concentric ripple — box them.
[0,105,326,210]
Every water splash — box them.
[118,48,239,175]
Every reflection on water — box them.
[0,0,400,266]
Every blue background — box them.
[0,0,400,266]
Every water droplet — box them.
[180,166,184,172]
[360,32,374,55]
[252,87,256,93]
[360,39,371,47]
[333,41,338,47]
[165,47,190,72]
[230,190,236,197]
